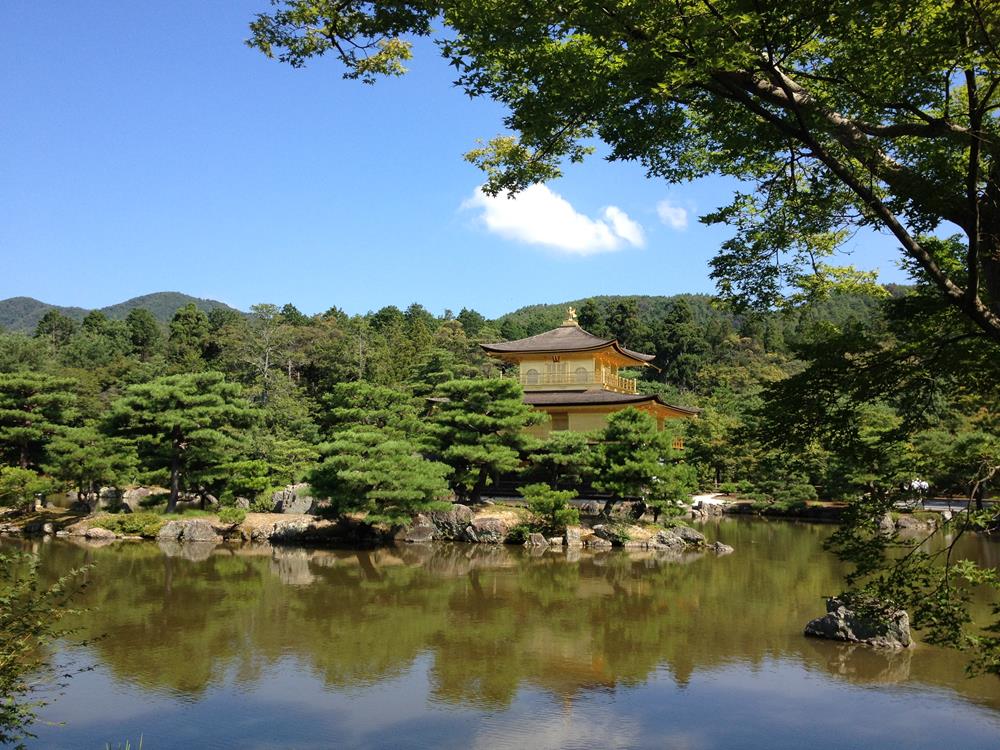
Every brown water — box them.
[8,519,1000,749]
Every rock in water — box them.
[526,533,549,547]
[564,526,583,548]
[426,505,474,539]
[401,524,435,543]
[804,598,911,649]
[464,517,510,544]
[672,525,706,546]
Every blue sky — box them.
[1,1,910,318]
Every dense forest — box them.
[0,282,994,517]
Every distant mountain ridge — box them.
[0,292,241,332]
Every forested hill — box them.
[496,293,887,348]
[0,292,240,332]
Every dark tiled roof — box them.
[481,323,655,363]
[523,389,699,414]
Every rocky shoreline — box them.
[1,501,732,556]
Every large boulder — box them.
[400,524,435,543]
[121,487,155,512]
[271,484,318,514]
[652,528,686,550]
[157,520,185,541]
[464,517,510,544]
[896,515,935,532]
[526,533,549,547]
[672,525,706,546]
[427,505,474,540]
[269,520,312,542]
[804,598,911,649]
[564,526,583,548]
[156,519,221,543]
[183,520,222,543]
[85,527,116,540]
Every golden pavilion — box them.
[482,308,697,437]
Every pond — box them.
[8,519,1000,749]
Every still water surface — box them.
[10,519,1000,749]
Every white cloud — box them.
[462,184,645,255]
[656,198,689,230]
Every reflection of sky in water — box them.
[13,521,1000,749]
[31,650,1000,749]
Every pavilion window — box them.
[574,366,588,384]
[525,368,539,385]
[551,412,569,431]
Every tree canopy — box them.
[249,0,1000,342]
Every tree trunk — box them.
[470,467,489,504]
[168,449,180,514]
[19,445,28,469]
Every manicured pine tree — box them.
[108,372,256,513]
[526,430,596,490]
[0,373,77,469]
[597,408,696,521]
[42,425,138,510]
[317,381,423,438]
[428,378,544,503]
[309,426,452,525]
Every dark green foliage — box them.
[167,303,211,370]
[309,427,452,525]
[125,308,161,359]
[0,373,77,469]
[317,382,422,437]
[597,410,696,520]
[42,426,137,507]
[428,379,544,502]
[526,431,596,489]
[520,483,579,531]
[108,372,256,512]
[33,309,78,345]
[456,307,486,337]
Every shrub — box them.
[91,512,164,538]
[217,507,246,525]
[519,483,580,531]
[506,524,534,545]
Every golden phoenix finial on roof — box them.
[563,306,578,326]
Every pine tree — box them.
[108,372,256,512]
[597,409,696,520]
[42,425,137,509]
[309,426,451,525]
[0,373,77,469]
[428,378,544,502]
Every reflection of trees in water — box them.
[19,523,1000,711]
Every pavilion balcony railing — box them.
[499,370,638,394]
